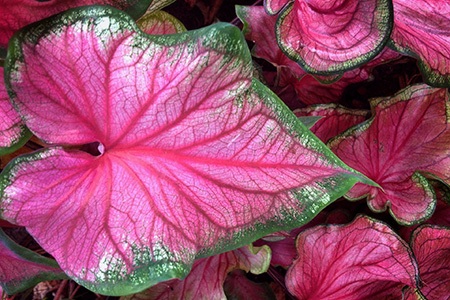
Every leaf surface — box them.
[286,215,419,299]
[276,0,393,74]
[0,229,67,295]
[264,0,289,15]
[295,104,369,143]
[0,0,152,50]
[389,0,450,87]
[137,10,185,35]
[2,6,368,295]
[411,225,450,299]
[329,84,450,224]
[120,245,271,300]
[0,67,31,154]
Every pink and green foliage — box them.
[389,0,450,87]
[0,5,369,296]
[120,244,271,299]
[410,225,450,299]
[275,0,393,74]
[0,229,67,295]
[329,85,450,225]
[0,67,31,155]
[0,0,450,298]
[0,0,153,50]
[264,0,289,15]
[294,104,369,143]
[236,5,401,108]
[286,215,419,299]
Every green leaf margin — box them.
[0,228,68,295]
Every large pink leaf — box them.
[0,0,152,50]
[286,215,419,299]
[295,104,369,143]
[0,67,31,154]
[411,225,450,299]
[0,229,67,295]
[329,84,450,225]
[276,0,393,74]
[390,0,450,87]
[1,6,368,295]
[120,245,271,300]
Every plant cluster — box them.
[0,0,449,299]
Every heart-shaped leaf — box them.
[0,229,67,295]
[2,6,369,295]
[389,0,450,87]
[0,66,31,155]
[120,244,271,300]
[0,0,153,50]
[411,225,450,299]
[329,84,450,225]
[286,215,419,299]
[276,0,393,74]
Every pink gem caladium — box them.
[121,244,271,300]
[1,6,369,295]
[390,0,450,87]
[0,0,153,50]
[329,84,450,225]
[276,0,393,75]
[0,229,67,295]
[286,215,419,299]
[411,225,450,298]
[0,66,31,155]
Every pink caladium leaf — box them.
[390,0,450,87]
[286,215,419,299]
[411,225,450,299]
[0,229,67,295]
[0,0,153,50]
[0,66,31,155]
[295,104,369,143]
[236,5,306,79]
[264,0,289,15]
[276,0,393,75]
[329,84,450,225]
[1,6,369,295]
[120,245,271,300]
[137,10,186,35]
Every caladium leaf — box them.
[411,225,450,299]
[1,6,369,295]
[286,215,419,299]
[236,5,306,79]
[264,0,289,15]
[0,0,153,50]
[0,229,67,295]
[145,0,175,13]
[120,245,271,300]
[389,0,450,87]
[329,84,450,225]
[137,10,186,35]
[0,66,31,155]
[276,0,393,75]
[295,104,369,143]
